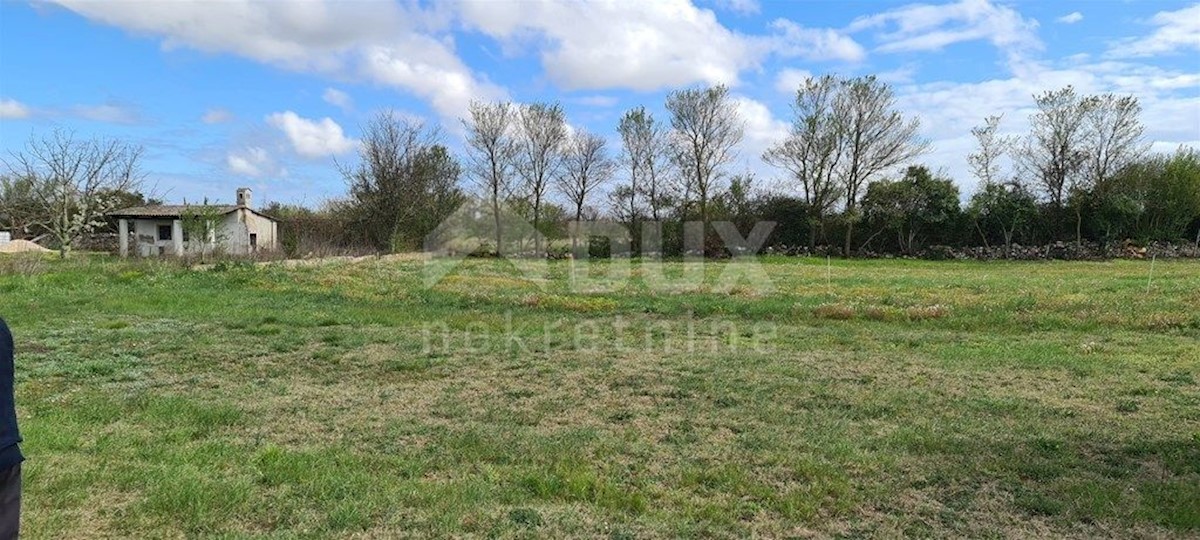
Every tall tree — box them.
[666,84,744,230]
[462,101,517,255]
[763,74,846,248]
[1074,93,1146,245]
[1083,93,1146,187]
[617,106,674,224]
[558,130,614,224]
[4,129,143,257]
[967,115,1014,187]
[340,112,463,252]
[558,130,614,256]
[515,101,568,253]
[837,76,930,255]
[1019,86,1091,208]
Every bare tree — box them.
[837,76,930,255]
[558,130,614,255]
[617,109,645,226]
[339,112,463,252]
[1019,86,1091,208]
[666,84,744,229]
[617,106,674,225]
[1083,93,1146,186]
[462,101,517,255]
[515,102,568,253]
[764,74,846,249]
[967,114,1015,187]
[5,129,143,257]
[558,130,614,223]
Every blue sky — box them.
[1,0,1198,206]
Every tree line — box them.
[3,75,1199,258]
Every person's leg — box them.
[0,463,20,539]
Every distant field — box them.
[1,254,1197,538]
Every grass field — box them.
[1,254,1198,538]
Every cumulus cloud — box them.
[848,0,1041,59]
[458,0,761,90]
[1056,12,1083,24]
[0,98,30,119]
[226,147,272,177]
[1107,4,1200,58]
[732,96,788,169]
[266,111,357,158]
[458,1,863,91]
[322,88,352,110]
[359,38,505,119]
[769,20,867,62]
[201,108,233,124]
[774,68,813,94]
[49,0,502,119]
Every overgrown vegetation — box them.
[2,255,1197,537]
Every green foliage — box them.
[179,198,227,262]
[1095,148,1200,242]
[968,182,1039,253]
[862,165,962,253]
[342,114,465,253]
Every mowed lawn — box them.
[1,254,1198,538]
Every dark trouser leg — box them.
[0,464,19,540]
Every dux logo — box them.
[423,197,777,294]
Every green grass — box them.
[2,253,1198,537]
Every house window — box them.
[249,233,258,251]
[158,225,172,241]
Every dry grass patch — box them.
[813,303,857,320]
[905,304,950,321]
[863,306,902,322]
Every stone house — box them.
[109,188,279,257]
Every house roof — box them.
[109,204,278,221]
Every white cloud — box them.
[458,1,863,91]
[1108,4,1200,58]
[774,68,813,94]
[848,0,1040,60]
[732,95,789,181]
[1056,12,1083,25]
[568,95,619,107]
[360,39,506,119]
[322,88,353,110]
[226,147,272,177]
[50,0,501,119]
[877,64,919,84]
[894,58,1200,194]
[201,108,233,124]
[769,20,867,62]
[266,111,357,158]
[73,104,139,124]
[711,0,760,15]
[457,1,761,90]
[0,98,30,119]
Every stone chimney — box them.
[236,187,253,208]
